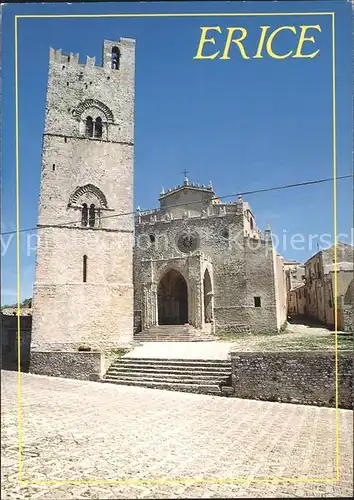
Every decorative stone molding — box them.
[176,232,200,254]
[72,99,114,123]
[68,184,108,208]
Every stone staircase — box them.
[102,358,233,395]
[134,324,216,342]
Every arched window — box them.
[94,117,103,138]
[85,116,93,137]
[111,46,120,70]
[89,204,95,228]
[81,203,88,227]
[83,255,87,282]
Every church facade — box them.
[134,178,287,336]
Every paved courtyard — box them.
[124,324,351,361]
[123,341,235,359]
[1,370,353,499]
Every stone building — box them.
[284,260,306,316]
[287,283,307,316]
[304,242,353,330]
[30,39,136,370]
[133,177,287,337]
[284,260,305,292]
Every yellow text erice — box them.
[193,25,322,60]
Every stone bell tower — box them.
[30,39,135,366]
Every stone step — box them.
[134,332,215,336]
[106,370,230,381]
[110,358,232,367]
[136,331,212,335]
[101,378,222,395]
[134,338,215,342]
[135,331,214,335]
[145,324,192,329]
[103,357,232,396]
[107,367,231,375]
[134,337,215,340]
[104,373,228,384]
[137,324,214,341]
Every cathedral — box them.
[134,177,287,338]
[30,38,286,371]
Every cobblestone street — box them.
[1,370,353,499]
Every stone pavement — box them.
[1,370,353,499]
[123,341,235,359]
[124,324,340,361]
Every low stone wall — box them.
[341,305,354,332]
[29,351,104,381]
[230,351,353,409]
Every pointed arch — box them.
[157,263,189,286]
[157,268,188,325]
[69,184,108,209]
[72,99,114,123]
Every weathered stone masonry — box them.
[30,40,136,368]
[134,180,287,335]
[230,351,353,409]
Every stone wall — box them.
[29,351,104,381]
[230,351,353,409]
[340,305,354,332]
[134,200,280,334]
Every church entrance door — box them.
[157,269,188,325]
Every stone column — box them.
[188,281,194,326]
[152,282,158,326]
[195,279,203,329]
[142,284,147,331]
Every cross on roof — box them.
[182,169,188,178]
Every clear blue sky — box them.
[1,1,352,304]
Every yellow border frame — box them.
[14,11,339,487]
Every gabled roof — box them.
[304,242,353,266]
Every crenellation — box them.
[86,55,96,68]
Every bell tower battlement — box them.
[46,38,135,142]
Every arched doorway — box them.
[157,269,188,325]
[203,269,213,323]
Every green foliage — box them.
[2,298,32,308]
[108,348,130,357]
